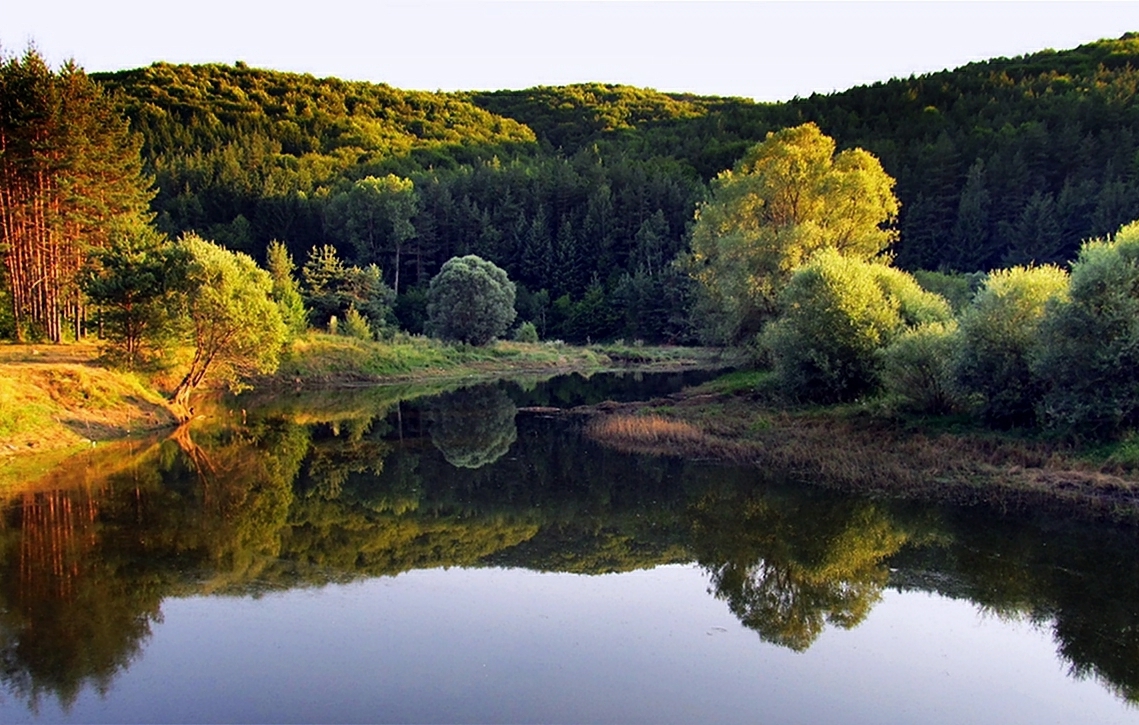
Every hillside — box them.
[85,34,1139,342]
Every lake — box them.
[1,370,1137,723]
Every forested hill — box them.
[782,33,1139,270]
[90,34,1139,340]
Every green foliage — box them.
[869,265,954,327]
[326,175,418,291]
[341,306,373,341]
[301,245,393,334]
[73,36,1139,348]
[1,48,155,343]
[426,255,516,345]
[953,265,1069,426]
[764,251,950,403]
[0,282,13,340]
[513,321,539,343]
[301,245,347,326]
[1032,222,1139,437]
[265,240,308,336]
[689,123,899,343]
[912,269,982,313]
[880,321,960,413]
[171,234,287,415]
[82,222,189,370]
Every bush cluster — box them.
[766,220,1139,441]
[763,250,951,403]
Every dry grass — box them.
[588,414,706,446]
[585,413,749,459]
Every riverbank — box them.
[0,346,178,485]
[579,371,1139,520]
[0,338,728,472]
[268,334,726,386]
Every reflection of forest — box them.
[2,380,1139,708]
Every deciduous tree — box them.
[170,235,286,420]
[426,255,516,345]
[689,123,899,343]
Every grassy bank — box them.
[270,333,726,386]
[1,336,728,468]
[581,371,1139,520]
[0,348,177,475]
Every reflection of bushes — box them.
[690,486,909,651]
[429,385,517,469]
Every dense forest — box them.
[60,33,1135,342]
[5,34,1139,345]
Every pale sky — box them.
[5,2,1139,102]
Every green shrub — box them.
[912,270,983,313]
[426,255,516,346]
[952,264,1069,426]
[342,306,374,341]
[880,321,959,413]
[513,320,539,343]
[1032,221,1139,437]
[871,265,955,328]
[764,250,950,403]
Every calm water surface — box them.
[1,370,1137,723]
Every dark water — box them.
[1,371,1138,723]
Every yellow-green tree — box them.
[689,123,899,343]
[763,250,951,403]
[169,235,286,419]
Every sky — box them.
[6,2,1139,102]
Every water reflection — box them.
[1,374,1138,714]
[429,386,517,469]
[690,484,913,651]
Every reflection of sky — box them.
[4,565,1130,724]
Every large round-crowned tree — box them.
[426,255,516,345]
[689,122,899,343]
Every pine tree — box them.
[0,49,154,342]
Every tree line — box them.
[8,35,1139,345]
[8,37,1139,431]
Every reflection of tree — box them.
[0,486,164,711]
[429,385,517,469]
[933,515,1139,704]
[690,487,909,651]
[300,417,392,501]
[0,417,310,709]
[167,421,306,587]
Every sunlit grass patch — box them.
[0,361,174,460]
[0,374,55,439]
[588,414,707,446]
[693,369,774,395]
[588,342,727,367]
[276,333,609,383]
[583,413,750,460]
